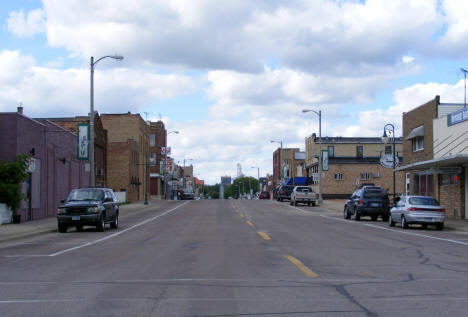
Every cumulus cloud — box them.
[336,80,465,138]
[438,0,468,57]
[6,8,45,38]
[0,50,198,117]
[34,0,445,74]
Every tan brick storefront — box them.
[305,136,404,198]
[101,113,149,202]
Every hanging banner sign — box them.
[322,150,329,171]
[77,123,89,160]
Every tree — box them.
[203,184,220,199]
[0,155,29,214]
[232,177,259,198]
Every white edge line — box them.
[319,214,468,247]
[47,201,190,257]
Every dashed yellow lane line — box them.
[247,221,253,227]
[240,214,245,218]
[285,255,317,278]
[257,231,271,240]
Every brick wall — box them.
[101,113,149,201]
[107,140,139,203]
[402,96,438,165]
[319,163,405,198]
[439,183,462,218]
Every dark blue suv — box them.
[344,186,389,221]
[57,187,119,233]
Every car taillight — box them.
[408,207,423,211]
[359,199,364,205]
[437,208,445,213]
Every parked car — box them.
[389,195,445,230]
[182,189,195,200]
[57,187,119,233]
[276,185,295,201]
[344,186,389,221]
[259,191,270,199]
[290,186,318,206]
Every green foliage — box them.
[0,155,29,213]
[203,184,220,199]
[223,185,233,199]
[231,177,259,198]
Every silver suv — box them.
[57,187,119,233]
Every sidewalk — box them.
[320,199,468,234]
[0,199,166,243]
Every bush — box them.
[0,155,29,213]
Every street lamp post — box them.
[302,108,322,205]
[251,166,260,193]
[164,131,179,200]
[270,140,283,186]
[382,124,396,205]
[90,55,123,186]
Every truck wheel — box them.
[354,208,360,221]
[311,201,316,207]
[97,216,105,232]
[58,224,67,233]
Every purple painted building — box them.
[0,108,89,221]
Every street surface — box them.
[1,199,468,316]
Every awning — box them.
[395,154,468,172]
[405,125,424,140]
[283,177,308,185]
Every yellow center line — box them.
[257,231,271,240]
[247,221,253,227]
[285,255,317,278]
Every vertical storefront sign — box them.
[77,123,89,160]
[322,150,329,171]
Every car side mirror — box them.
[60,199,65,204]
[104,197,113,202]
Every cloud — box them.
[437,0,468,58]
[6,8,45,38]
[34,0,445,74]
[0,50,198,117]
[336,79,465,138]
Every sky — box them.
[1,0,468,184]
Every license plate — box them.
[304,198,309,201]
[72,216,80,221]
[371,203,379,207]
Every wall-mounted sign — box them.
[161,146,172,155]
[447,108,468,126]
[77,123,89,160]
[27,158,36,173]
[380,154,399,169]
[322,150,329,171]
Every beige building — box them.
[305,135,404,199]
[101,112,150,203]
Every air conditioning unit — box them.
[372,172,380,178]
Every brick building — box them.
[272,148,305,187]
[397,96,467,219]
[148,121,167,198]
[0,107,89,221]
[101,112,149,203]
[305,135,404,199]
[47,113,108,187]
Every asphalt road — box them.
[1,199,468,317]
